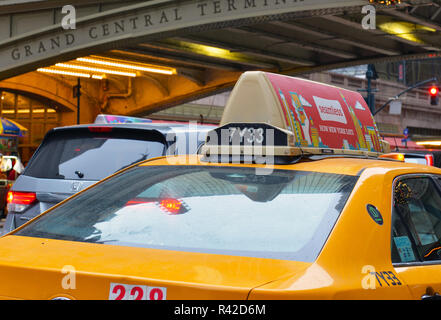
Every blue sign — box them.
[403,128,409,137]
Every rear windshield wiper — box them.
[75,171,84,178]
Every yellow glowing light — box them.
[2,109,56,114]
[55,63,137,77]
[37,68,104,80]
[77,57,176,75]
[378,21,436,44]
[416,141,441,146]
[199,45,231,57]
[165,39,248,61]
[37,68,92,78]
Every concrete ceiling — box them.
[106,1,441,76]
[1,0,441,116]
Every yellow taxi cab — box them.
[0,71,440,300]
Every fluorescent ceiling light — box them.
[378,21,436,44]
[37,67,104,79]
[77,57,176,75]
[416,141,441,146]
[160,39,258,64]
[2,109,56,114]
[37,68,92,78]
[55,63,136,77]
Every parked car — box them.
[380,150,441,167]
[2,118,213,233]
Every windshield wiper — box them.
[75,171,84,178]
[115,153,150,172]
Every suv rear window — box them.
[404,156,427,165]
[23,128,166,180]
[16,165,358,262]
[405,159,427,165]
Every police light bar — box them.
[201,71,389,160]
[94,114,152,124]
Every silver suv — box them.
[3,120,212,234]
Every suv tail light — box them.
[6,191,37,213]
[88,126,113,133]
[425,154,434,166]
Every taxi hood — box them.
[0,236,310,300]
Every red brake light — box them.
[125,198,188,215]
[7,191,37,205]
[159,199,183,214]
[125,199,154,206]
[425,154,434,166]
[88,126,113,133]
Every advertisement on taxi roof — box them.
[266,73,382,153]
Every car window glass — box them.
[392,176,441,263]
[404,158,427,165]
[24,129,166,180]
[15,166,358,262]
[391,206,419,264]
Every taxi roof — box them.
[139,154,441,177]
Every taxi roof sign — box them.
[201,71,389,160]
[94,114,152,124]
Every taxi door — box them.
[391,174,441,300]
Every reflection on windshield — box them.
[24,130,166,180]
[16,166,357,262]
[59,140,154,179]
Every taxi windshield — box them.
[15,165,358,262]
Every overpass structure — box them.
[1,0,441,114]
[0,0,441,157]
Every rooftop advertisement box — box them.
[212,71,387,157]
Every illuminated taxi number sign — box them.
[208,123,288,146]
[229,127,264,144]
[109,283,166,300]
